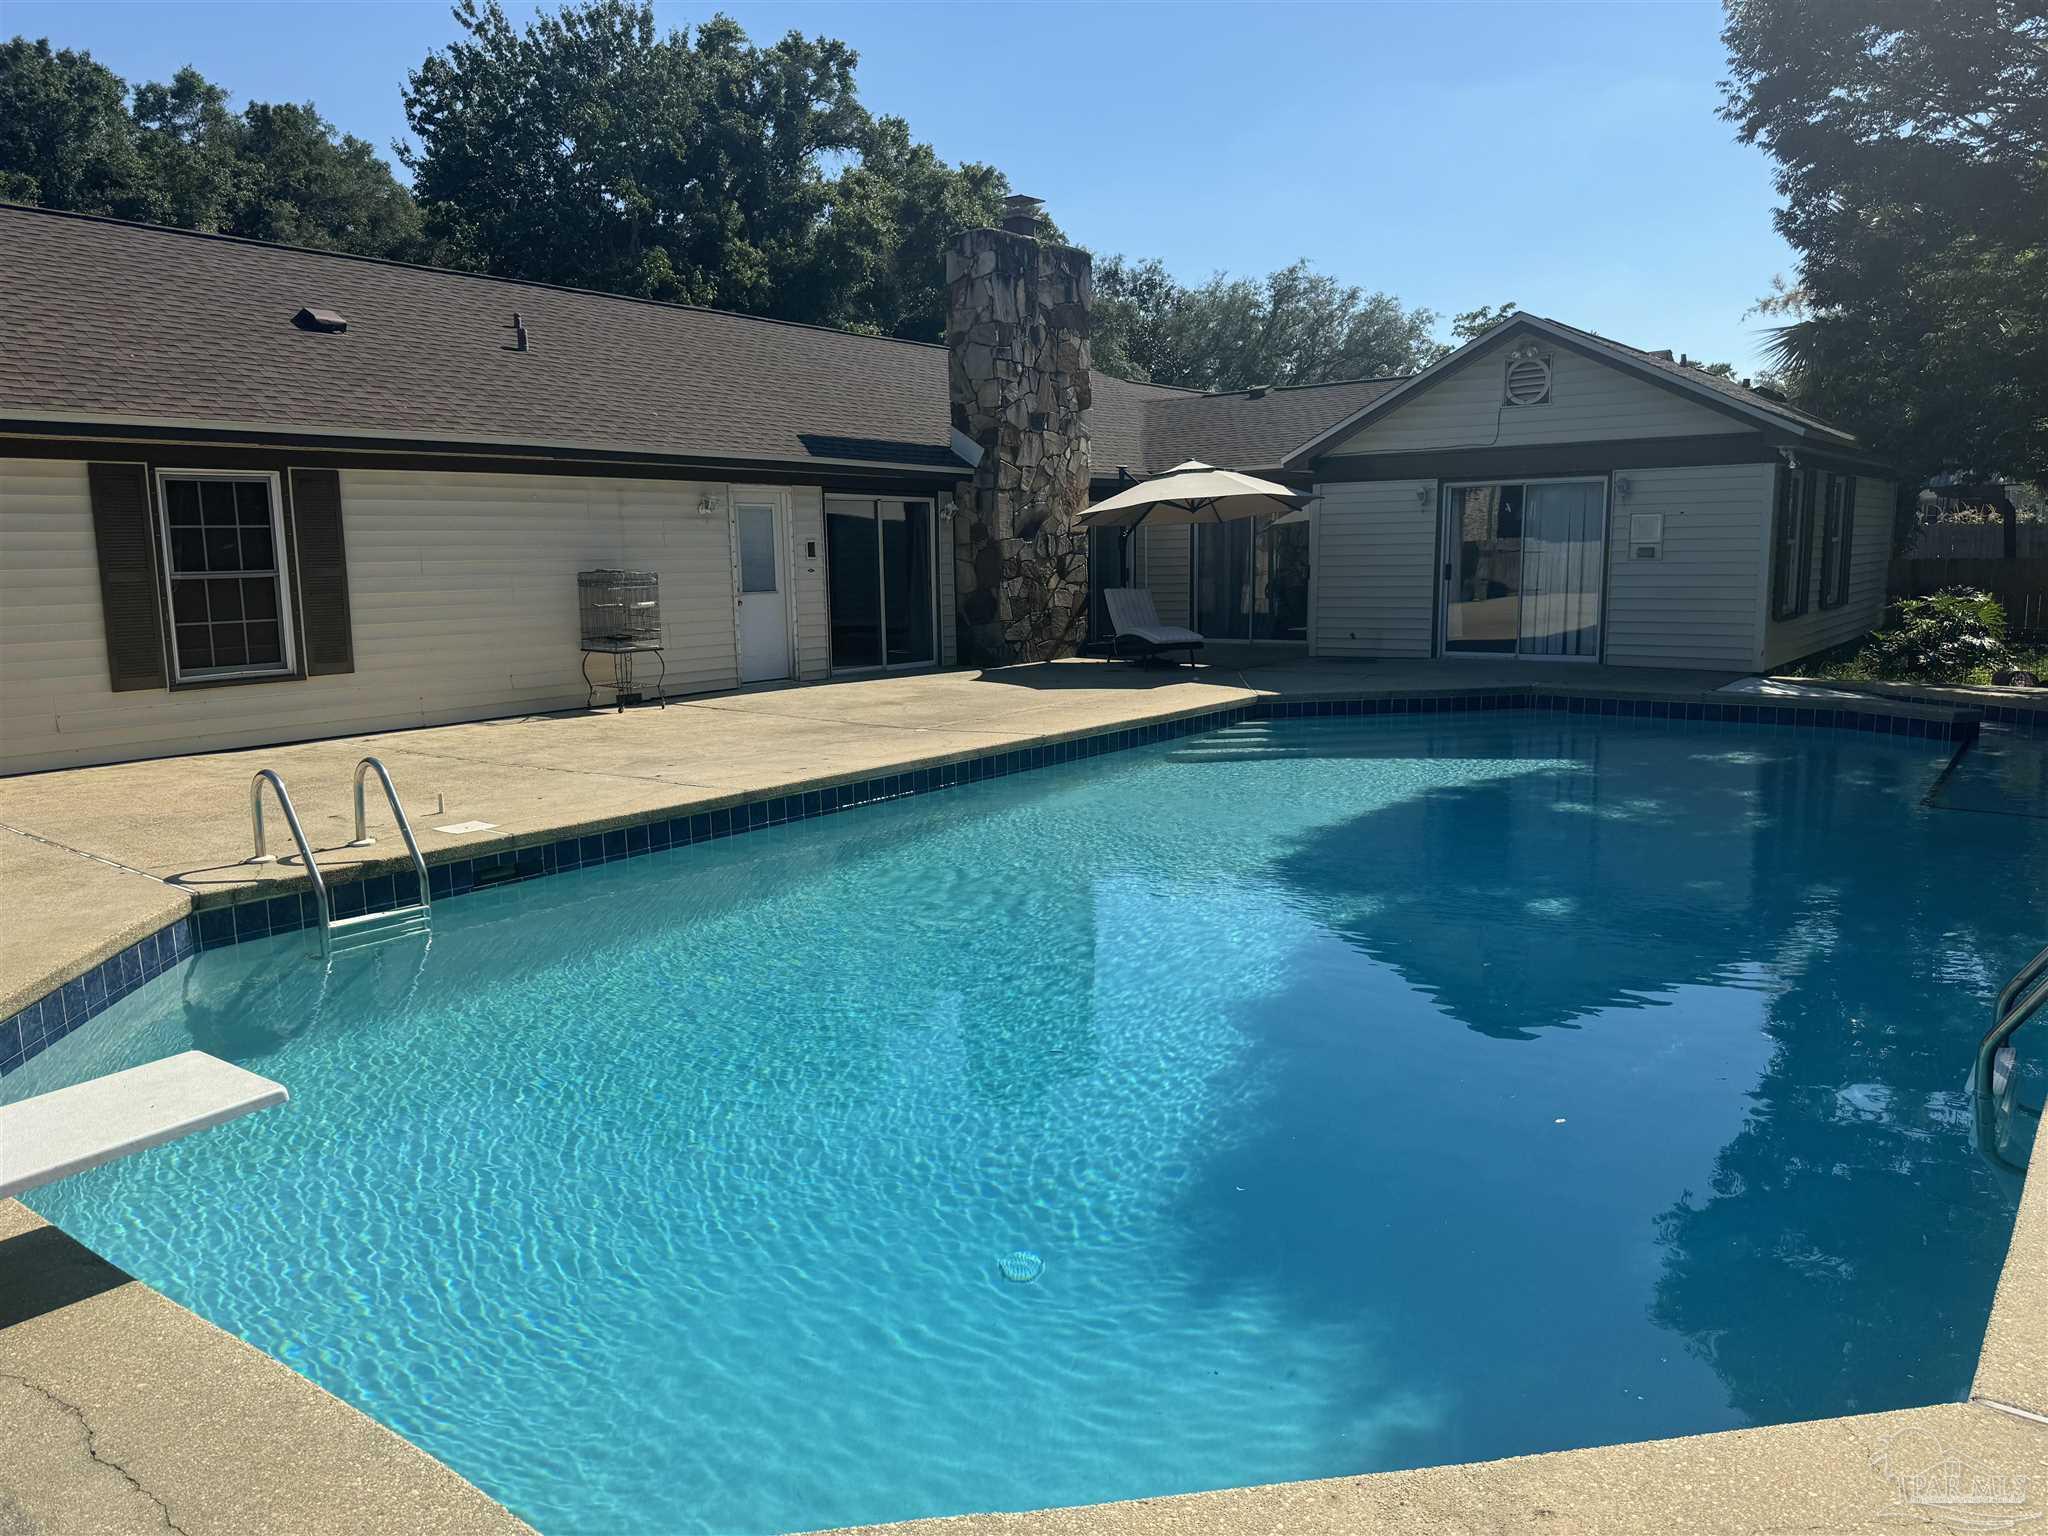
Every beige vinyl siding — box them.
[1310,479,1438,657]
[1764,473,1895,670]
[1141,523,1192,627]
[0,460,765,774]
[1333,340,1738,455]
[1603,463,1773,670]
[787,485,829,681]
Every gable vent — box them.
[1503,345,1552,406]
[293,306,348,334]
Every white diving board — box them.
[0,1051,286,1198]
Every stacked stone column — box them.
[945,222,1092,665]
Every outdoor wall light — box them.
[697,494,722,517]
[1615,476,1633,501]
[939,496,958,521]
[1414,486,1431,507]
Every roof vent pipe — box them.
[512,311,529,353]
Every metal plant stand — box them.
[581,640,666,712]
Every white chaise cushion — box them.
[1103,588,1204,648]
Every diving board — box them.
[0,1052,286,1198]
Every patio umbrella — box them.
[1075,460,1314,533]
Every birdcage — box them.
[577,569,662,648]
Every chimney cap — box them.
[1000,193,1045,236]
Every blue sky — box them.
[8,0,1794,372]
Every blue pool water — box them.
[11,715,2044,1535]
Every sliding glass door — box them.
[1441,479,1605,660]
[1192,515,1310,641]
[825,497,936,671]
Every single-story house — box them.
[0,200,1896,774]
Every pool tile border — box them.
[0,687,1979,1079]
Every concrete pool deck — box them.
[1,655,2040,1533]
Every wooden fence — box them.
[1906,524,2048,559]
[1887,557,2048,633]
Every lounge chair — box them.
[1103,587,1205,667]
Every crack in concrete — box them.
[1,1371,190,1536]
[0,822,170,886]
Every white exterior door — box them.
[734,498,792,683]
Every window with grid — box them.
[158,474,294,679]
[1818,473,1857,609]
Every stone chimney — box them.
[945,194,1092,666]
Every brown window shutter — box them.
[87,462,167,692]
[289,468,355,676]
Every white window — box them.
[156,471,295,681]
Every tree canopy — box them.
[0,37,420,255]
[1722,0,2048,484]
[1090,256,1461,390]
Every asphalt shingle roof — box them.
[0,205,1386,477]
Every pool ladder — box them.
[1973,942,2048,1172]
[248,757,433,960]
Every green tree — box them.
[401,0,869,309]
[812,116,1056,340]
[230,102,422,254]
[1449,299,1517,343]
[0,38,148,215]
[1721,0,2048,487]
[129,66,242,231]
[1090,256,1445,390]
[0,39,419,257]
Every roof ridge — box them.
[0,200,958,355]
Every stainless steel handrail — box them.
[1995,942,2048,1032]
[247,769,331,950]
[1976,943,2048,1099]
[349,757,432,921]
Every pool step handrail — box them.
[247,770,332,947]
[1976,941,2048,1100]
[245,761,432,962]
[327,757,433,959]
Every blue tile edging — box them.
[0,687,1979,1078]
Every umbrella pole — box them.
[1113,503,1154,662]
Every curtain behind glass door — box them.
[1518,482,1604,657]
[880,500,935,665]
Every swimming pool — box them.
[10,714,2042,1534]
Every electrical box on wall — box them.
[1630,512,1665,560]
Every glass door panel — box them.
[1256,520,1311,640]
[880,500,935,666]
[1193,519,1250,640]
[1518,482,1605,658]
[1444,484,1522,653]
[826,497,882,669]
[827,497,937,670]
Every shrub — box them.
[1862,589,2009,683]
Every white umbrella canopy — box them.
[1074,460,1314,531]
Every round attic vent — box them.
[1504,351,1552,406]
